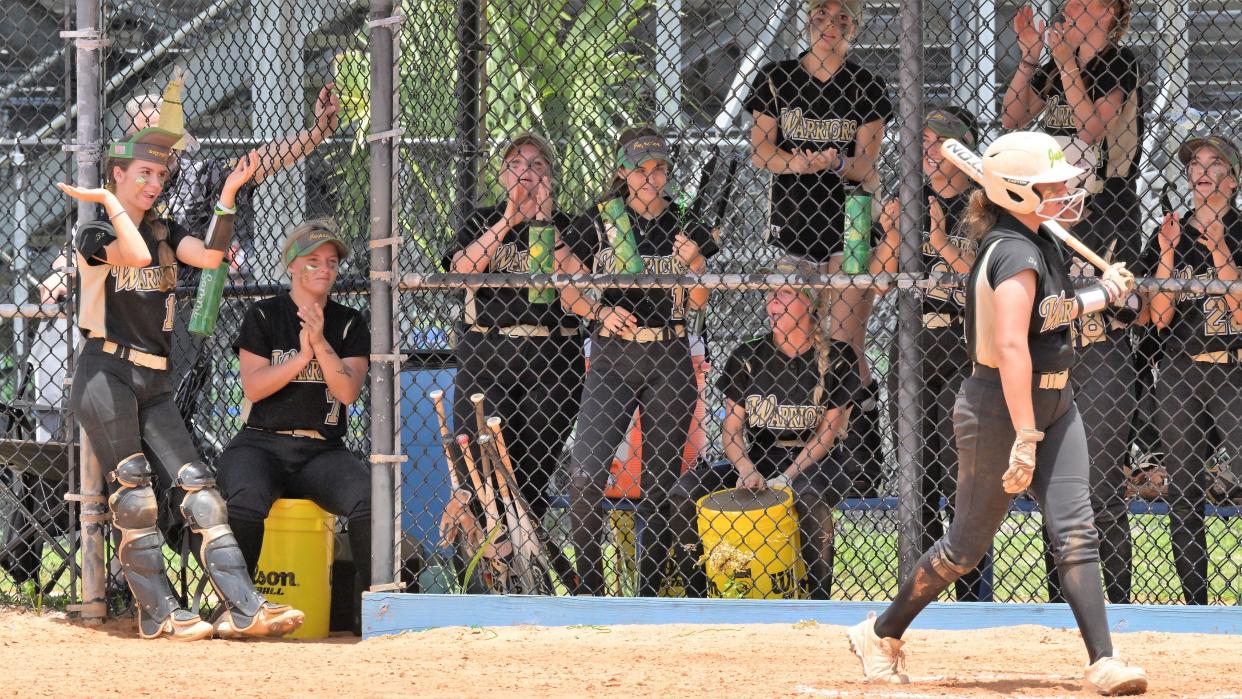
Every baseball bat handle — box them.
[1042,221,1111,272]
[429,389,452,440]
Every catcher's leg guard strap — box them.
[180,484,265,620]
[110,477,182,636]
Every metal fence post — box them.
[71,0,106,623]
[368,0,398,589]
[895,0,925,584]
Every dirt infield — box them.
[1,608,1239,698]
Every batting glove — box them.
[766,474,793,490]
[1002,428,1044,494]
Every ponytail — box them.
[963,189,999,243]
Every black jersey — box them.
[1137,210,1242,357]
[565,200,714,328]
[921,186,976,316]
[233,293,370,440]
[75,216,190,357]
[966,214,1076,373]
[1030,46,1143,193]
[717,335,862,476]
[745,56,892,262]
[1067,209,1144,347]
[441,204,578,330]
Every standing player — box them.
[872,106,985,601]
[560,127,712,596]
[846,132,1146,695]
[442,132,584,583]
[746,0,891,385]
[671,259,861,599]
[1143,135,1242,605]
[217,220,371,632]
[1003,0,1144,605]
[58,125,303,640]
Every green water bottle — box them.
[599,198,644,274]
[842,189,872,274]
[188,258,228,336]
[527,222,556,305]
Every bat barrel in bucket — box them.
[696,487,803,599]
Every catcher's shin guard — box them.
[110,454,212,641]
[177,461,303,638]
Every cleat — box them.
[215,602,304,639]
[1085,655,1147,696]
[138,609,214,641]
[846,612,910,684]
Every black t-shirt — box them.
[966,214,1076,372]
[745,56,892,261]
[157,155,256,284]
[1030,46,1143,192]
[441,204,578,329]
[1137,210,1242,357]
[75,216,190,356]
[565,201,714,328]
[233,293,370,440]
[716,335,863,477]
[921,186,976,317]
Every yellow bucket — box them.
[255,499,335,639]
[696,487,803,599]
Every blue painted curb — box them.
[362,593,1242,638]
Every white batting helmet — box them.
[980,131,1087,221]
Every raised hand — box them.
[1014,6,1046,64]
[56,182,117,206]
[314,83,341,136]
[1156,211,1181,252]
[222,152,259,201]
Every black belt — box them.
[972,364,1070,390]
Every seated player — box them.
[671,258,862,599]
[217,220,371,633]
[58,118,303,640]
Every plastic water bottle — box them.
[841,189,872,274]
[187,258,228,336]
[527,222,556,304]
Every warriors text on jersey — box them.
[1138,209,1242,356]
[233,293,370,440]
[745,55,892,261]
[565,200,715,327]
[716,335,863,476]
[966,213,1076,373]
[442,204,578,329]
[921,186,976,316]
[76,216,189,356]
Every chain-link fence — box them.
[4,0,1242,621]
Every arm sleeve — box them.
[232,303,272,357]
[75,219,116,266]
[985,238,1043,288]
[714,345,750,404]
[440,207,490,271]
[743,63,778,117]
[339,309,371,359]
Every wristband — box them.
[1016,428,1045,443]
[832,154,846,175]
[109,209,129,221]
[214,200,238,216]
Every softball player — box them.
[217,220,371,633]
[746,0,892,383]
[847,132,1146,695]
[59,126,303,640]
[443,133,584,521]
[560,127,712,596]
[1143,135,1242,605]
[873,106,984,601]
[1003,0,1144,605]
[671,260,861,599]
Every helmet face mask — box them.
[1034,187,1087,223]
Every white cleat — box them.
[1084,655,1148,696]
[846,612,910,684]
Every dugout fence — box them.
[2,0,1242,618]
